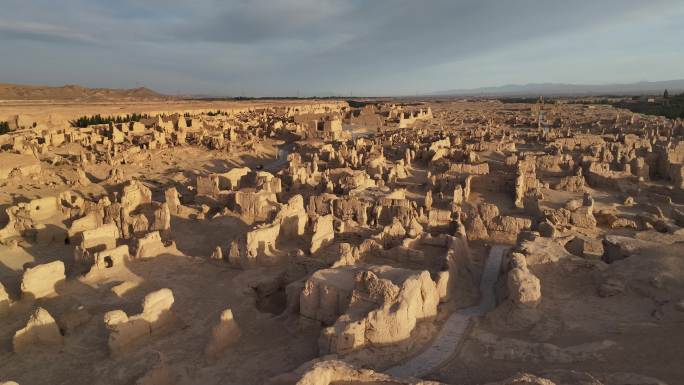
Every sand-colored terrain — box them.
[0,93,682,385]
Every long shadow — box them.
[202,158,235,174]
[84,171,104,184]
[0,273,129,384]
[9,194,31,205]
[0,226,74,298]
[0,258,22,301]
[0,203,11,228]
[169,214,249,258]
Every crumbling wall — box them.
[104,288,176,354]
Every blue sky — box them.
[1,0,682,96]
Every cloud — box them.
[167,0,353,44]
[0,21,99,44]
[0,0,682,95]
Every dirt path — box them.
[386,245,508,378]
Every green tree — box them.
[664,89,669,99]
[70,113,150,128]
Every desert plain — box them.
[0,88,682,385]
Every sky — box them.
[1,0,683,97]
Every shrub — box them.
[70,113,150,128]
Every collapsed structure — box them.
[0,98,682,385]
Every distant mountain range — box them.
[0,83,168,101]
[4,79,684,101]
[431,79,684,97]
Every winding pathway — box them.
[386,245,508,378]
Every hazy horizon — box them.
[2,0,683,97]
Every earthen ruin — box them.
[0,96,682,385]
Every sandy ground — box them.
[0,99,346,128]
[1,99,683,385]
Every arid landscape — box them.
[1,1,684,385]
[0,85,683,385]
